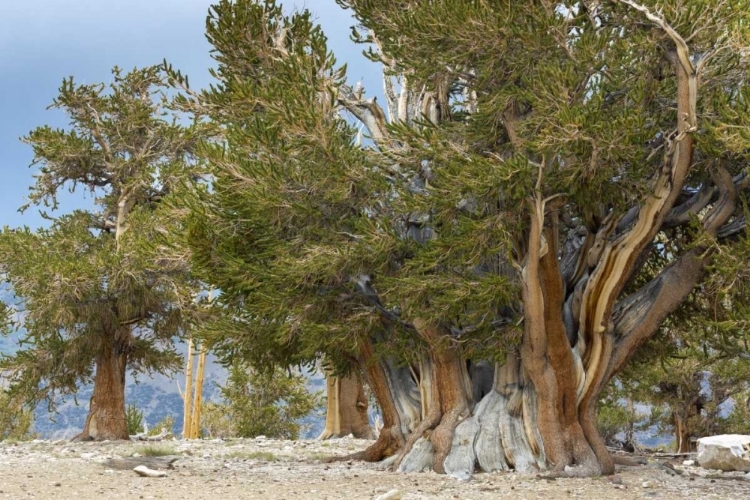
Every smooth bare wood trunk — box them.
[189,346,207,439]
[319,372,374,440]
[182,338,194,439]
[76,339,129,441]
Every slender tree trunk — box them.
[319,372,374,440]
[189,346,207,439]
[182,338,194,439]
[75,334,130,441]
[673,412,692,453]
[624,398,636,452]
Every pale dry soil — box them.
[1,437,748,500]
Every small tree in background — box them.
[125,404,144,435]
[220,363,322,440]
[200,401,236,439]
[0,390,35,441]
[149,414,176,436]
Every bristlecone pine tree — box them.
[0,66,203,441]
[174,0,750,476]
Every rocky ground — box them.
[1,437,748,499]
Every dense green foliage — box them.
[174,0,750,375]
[125,404,145,435]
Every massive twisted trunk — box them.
[327,0,750,477]
[345,14,747,476]
[75,328,132,441]
[319,372,375,440]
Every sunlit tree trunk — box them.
[76,330,131,441]
[189,346,207,439]
[673,412,693,453]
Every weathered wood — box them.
[103,455,179,471]
[182,338,194,439]
[398,437,434,473]
[130,430,170,442]
[318,372,375,440]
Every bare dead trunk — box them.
[189,346,207,439]
[75,333,130,441]
[319,372,375,440]
[182,337,194,439]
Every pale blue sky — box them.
[0,0,379,229]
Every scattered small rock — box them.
[607,475,624,485]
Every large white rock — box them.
[696,434,750,472]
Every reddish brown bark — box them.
[674,412,693,453]
[75,339,129,441]
[521,204,603,474]
[333,339,413,462]
[392,321,472,474]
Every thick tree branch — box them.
[337,84,389,143]
[607,165,742,381]
[577,37,698,409]
[608,248,705,381]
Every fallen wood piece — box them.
[701,473,750,482]
[654,452,696,458]
[612,455,647,467]
[654,461,682,476]
[133,465,167,478]
[103,456,179,471]
[129,430,170,442]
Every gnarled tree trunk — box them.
[318,372,375,440]
[341,338,421,463]
[333,2,746,478]
[75,330,131,441]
